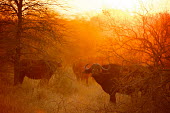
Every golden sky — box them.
[57,0,170,18]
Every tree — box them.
[95,9,170,113]
[0,0,65,85]
[96,9,170,67]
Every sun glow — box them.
[103,0,140,11]
[66,0,145,14]
[58,0,169,18]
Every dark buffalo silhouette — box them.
[72,57,107,85]
[14,59,62,85]
[84,63,149,103]
[72,60,90,84]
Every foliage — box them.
[91,9,170,113]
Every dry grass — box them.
[0,67,114,113]
[0,80,112,113]
[2,66,167,113]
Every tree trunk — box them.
[14,0,23,85]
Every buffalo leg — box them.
[110,93,116,103]
[19,74,25,84]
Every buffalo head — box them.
[84,63,110,75]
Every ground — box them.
[0,67,138,113]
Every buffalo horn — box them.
[85,64,90,70]
[101,65,110,71]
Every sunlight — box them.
[67,0,146,13]
[103,0,140,11]
[57,0,169,18]
[68,0,102,13]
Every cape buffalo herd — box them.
[84,63,150,103]
[14,59,62,85]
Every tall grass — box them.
[0,67,112,113]
[2,66,167,113]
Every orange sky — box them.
[56,0,170,18]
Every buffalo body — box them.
[84,63,150,103]
[14,59,62,85]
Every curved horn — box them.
[84,64,92,74]
[84,64,90,70]
[101,64,111,71]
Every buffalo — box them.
[84,63,149,103]
[72,57,107,85]
[14,59,62,85]
[72,60,90,84]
